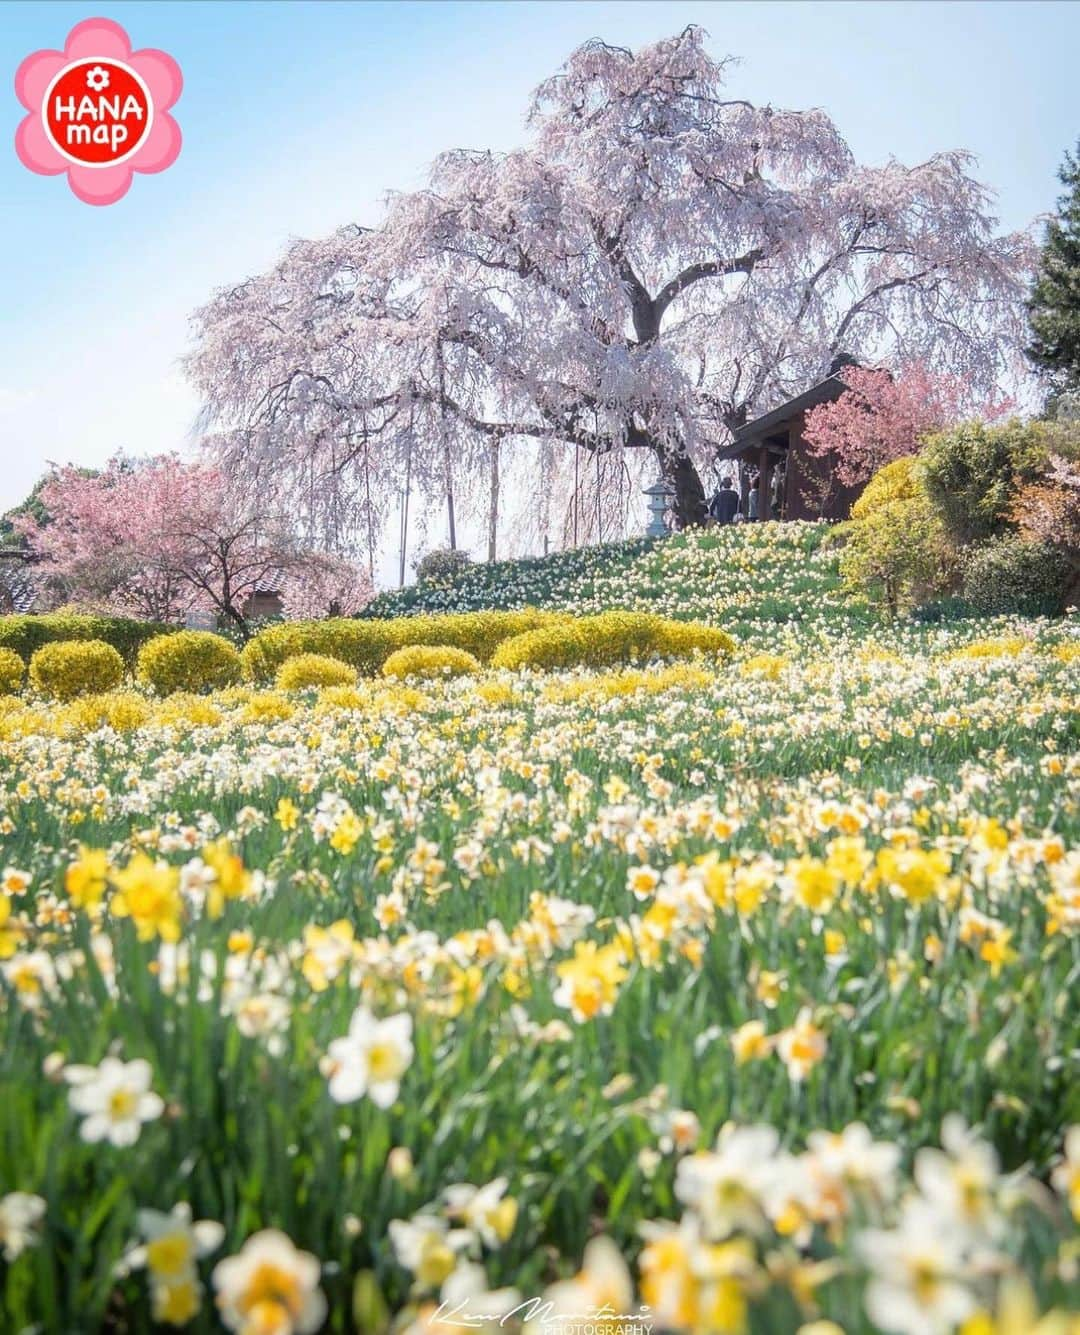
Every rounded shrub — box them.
[30,639,124,700]
[276,653,358,690]
[920,419,1049,544]
[654,621,736,658]
[491,612,734,672]
[382,644,480,680]
[415,548,473,584]
[960,534,1071,616]
[839,457,956,614]
[0,647,25,695]
[154,692,224,729]
[241,620,405,683]
[137,630,242,695]
[491,623,589,672]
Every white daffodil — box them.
[324,1008,413,1107]
[675,1124,780,1239]
[914,1114,1001,1236]
[807,1121,902,1209]
[1,867,30,895]
[129,1201,225,1280]
[233,992,292,1055]
[389,1214,473,1291]
[212,1229,326,1335]
[0,1191,46,1261]
[126,1202,224,1328]
[64,1057,164,1147]
[443,1178,518,1249]
[440,1261,522,1327]
[859,1198,976,1335]
[541,1235,636,1323]
[776,1008,828,1082]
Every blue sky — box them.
[2,0,1078,569]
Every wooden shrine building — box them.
[715,361,866,523]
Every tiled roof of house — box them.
[0,552,37,613]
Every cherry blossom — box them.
[18,455,307,631]
[189,27,1035,529]
[804,360,1013,487]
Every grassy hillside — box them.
[366,521,866,639]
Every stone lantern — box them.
[642,479,675,538]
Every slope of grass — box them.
[365,523,862,637]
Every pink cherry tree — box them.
[17,458,191,621]
[803,361,1014,487]
[18,455,304,631]
[187,28,1035,532]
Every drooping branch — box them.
[187,25,1036,536]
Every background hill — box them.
[364,522,868,640]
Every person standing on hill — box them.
[709,476,740,525]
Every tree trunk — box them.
[664,450,708,529]
[487,440,500,561]
[445,473,457,551]
[437,342,457,550]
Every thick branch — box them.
[654,248,764,319]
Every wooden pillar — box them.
[757,446,770,523]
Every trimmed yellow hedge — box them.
[29,639,124,700]
[382,644,480,680]
[0,612,172,666]
[137,631,242,696]
[0,647,25,695]
[276,653,358,690]
[491,612,734,672]
[241,609,572,682]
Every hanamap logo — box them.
[15,17,181,205]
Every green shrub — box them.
[137,631,242,695]
[414,549,473,584]
[491,612,734,672]
[0,612,172,666]
[960,534,1072,616]
[29,639,124,700]
[382,644,480,680]
[0,647,25,695]
[908,596,978,624]
[920,419,1050,544]
[839,457,956,614]
[241,610,570,683]
[276,653,358,690]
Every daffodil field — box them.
[1,524,1079,1335]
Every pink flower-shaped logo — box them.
[15,17,181,205]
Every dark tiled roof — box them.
[716,371,850,461]
[0,552,37,613]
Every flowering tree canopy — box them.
[188,26,1035,529]
[18,455,297,629]
[281,551,374,620]
[803,361,1013,488]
